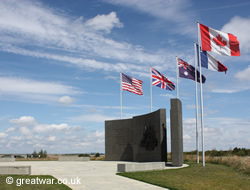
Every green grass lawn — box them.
[117,162,250,190]
[0,175,71,190]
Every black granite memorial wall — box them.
[105,109,166,162]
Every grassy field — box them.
[118,162,250,190]
[0,175,71,190]
[184,155,250,174]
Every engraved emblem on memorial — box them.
[140,124,158,150]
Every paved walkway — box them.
[0,161,173,190]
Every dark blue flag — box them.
[177,57,206,83]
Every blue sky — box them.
[0,0,249,154]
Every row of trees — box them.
[185,147,249,157]
[206,147,249,157]
[30,149,48,158]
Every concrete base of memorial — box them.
[117,162,189,172]
[117,162,165,172]
[0,158,15,162]
[0,166,31,175]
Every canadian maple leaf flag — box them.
[199,23,240,56]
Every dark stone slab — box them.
[105,118,133,161]
[170,98,183,166]
[105,109,166,162]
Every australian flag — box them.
[177,57,206,83]
[151,67,175,91]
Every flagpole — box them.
[120,72,122,119]
[194,42,199,164]
[176,56,179,98]
[150,67,152,112]
[197,22,205,167]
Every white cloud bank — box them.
[0,77,78,95]
[85,12,123,33]
[0,76,80,103]
[70,113,116,123]
[0,132,8,138]
[222,16,250,53]
[106,0,196,36]
[235,65,250,81]
[58,96,74,105]
[4,115,249,153]
[182,117,250,151]
[0,0,172,77]
[1,115,105,153]
[10,116,36,126]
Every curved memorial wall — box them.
[105,109,167,162]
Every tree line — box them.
[185,147,249,157]
[28,149,47,158]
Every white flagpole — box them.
[176,56,179,99]
[120,72,122,119]
[194,42,199,164]
[197,22,205,167]
[150,67,152,112]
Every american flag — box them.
[151,67,175,91]
[121,73,143,95]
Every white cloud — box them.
[0,44,164,76]
[211,86,250,93]
[160,94,175,99]
[182,117,250,151]
[0,0,175,77]
[6,142,11,148]
[235,65,250,81]
[87,108,97,113]
[85,12,123,33]
[58,96,73,105]
[10,136,23,141]
[5,127,15,133]
[48,136,56,142]
[19,127,32,136]
[0,115,91,153]
[4,116,249,152]
[184,118,196,126]
[222,16,250,53]
[0,76,80,103]
[0,0,69,43]
[0,132,8,138]
[0,77,79,95]
[33,123,80,133]
[108,0,181,20]
[105,76,119,81]
[8,116,83,135]
[94,131,104,138]
[184,134,191,140]
[10,116,36,126]
[34,143,46,148]
[106,0,196,36]
[186,104,196,109]
[71,113,116,123]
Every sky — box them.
[0,0,249,154]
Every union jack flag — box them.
[178,57,192,71]
[151,67,175,91]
